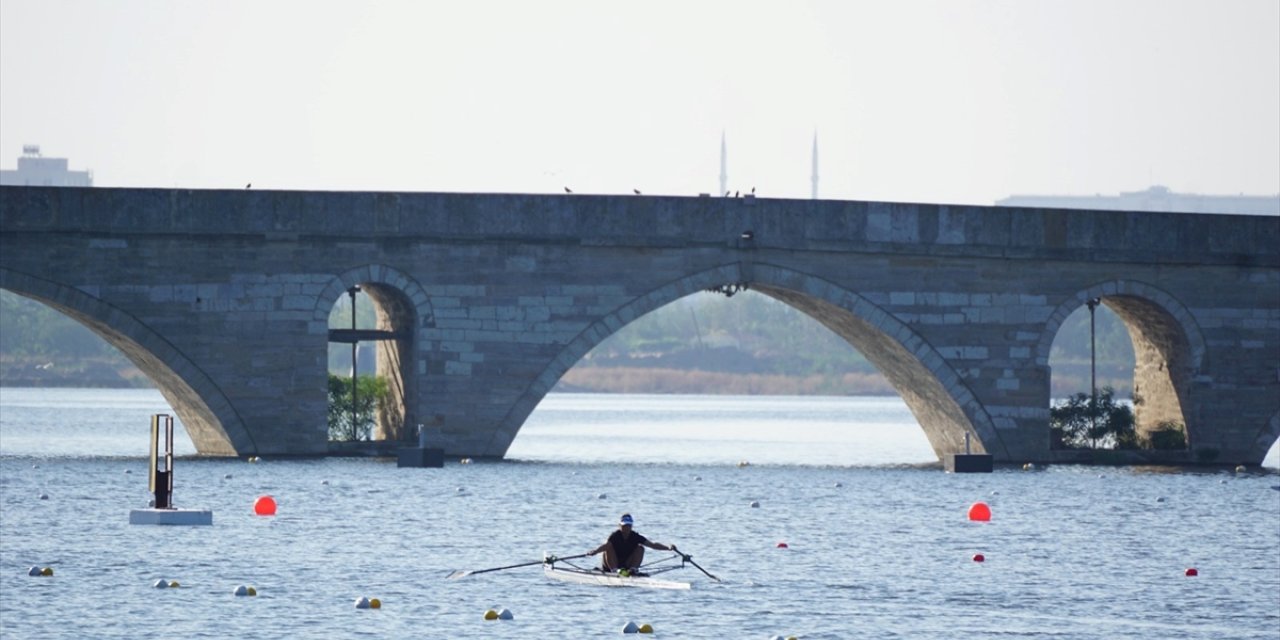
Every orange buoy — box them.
[972,553,985,562]
[1185,568,1198,577]
[253,495,277,516]
[968,502,991,521]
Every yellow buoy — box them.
[370,598,381,609]
[484,609,499,620]
[40,567,53,576]
[169,581,180,588]
[638,622,654,633]
[247,586,257,596]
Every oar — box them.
[446,553,591,580]
[672,546,720,582]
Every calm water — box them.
[1,388,1278,639]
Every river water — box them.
[1,388,1277,639]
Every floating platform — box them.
[947,454,994,473]
[129,508,213,525]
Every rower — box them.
[587,513,674,576]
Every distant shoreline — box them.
[1,361,1130,397]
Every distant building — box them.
[0,145,93,187]
[996,185,1278,216]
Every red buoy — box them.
[1185,568,1198,577]
[968,502,991,521]
[253,495,277,516]
[776,542,789,549]
[972,554,985,562]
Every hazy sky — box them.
[1,0,1276,205]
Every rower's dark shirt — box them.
[608,529,650,564]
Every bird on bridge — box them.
[564,186,573,193]
[633,188,641,195]
[245,183,251,189]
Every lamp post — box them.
[347,285,361,439]
[1086,297,1101,447]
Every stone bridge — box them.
[1,186,1277,464]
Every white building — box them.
[996,185,1278,216]
[0,145,93,187]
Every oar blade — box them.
[445,569,474,580]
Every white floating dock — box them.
[129,508,213,526]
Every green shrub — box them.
[327,374,389,442]
[1146,421,1187,450]
[1050,387,1135,449]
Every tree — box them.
[327,374,389,442]
[1050,386,1136,449]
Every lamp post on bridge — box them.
[348,285,361,440]
[1087,297,1101,447]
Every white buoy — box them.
[38,493,49,500]
[224,474,232,479]
[597,493,608,500]
[833,482,843,488]
[321,480,330,485]
[1156,496,1166,503]
[234,585,256,596]
[497,608,513,620]
[27,566,41,576]
[623,620,640,633]
[693,475,702,481]
[153,579,170,588]
[750,500,760,508]
[355,596,371,609]
[124,469,132,474]
[456,486,465,493]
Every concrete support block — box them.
[397,447,445,468]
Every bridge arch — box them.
[491,262,1002,461]
[1258,410,1280,463]
[314,264,429,442]
[0,267,251,455]
[1039,279,1206,444]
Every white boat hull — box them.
[542,564,691,590]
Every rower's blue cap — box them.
[619,514,634,526]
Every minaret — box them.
[810,130,819,200]
[719,131,728,196]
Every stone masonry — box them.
[1,187,1277,464]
